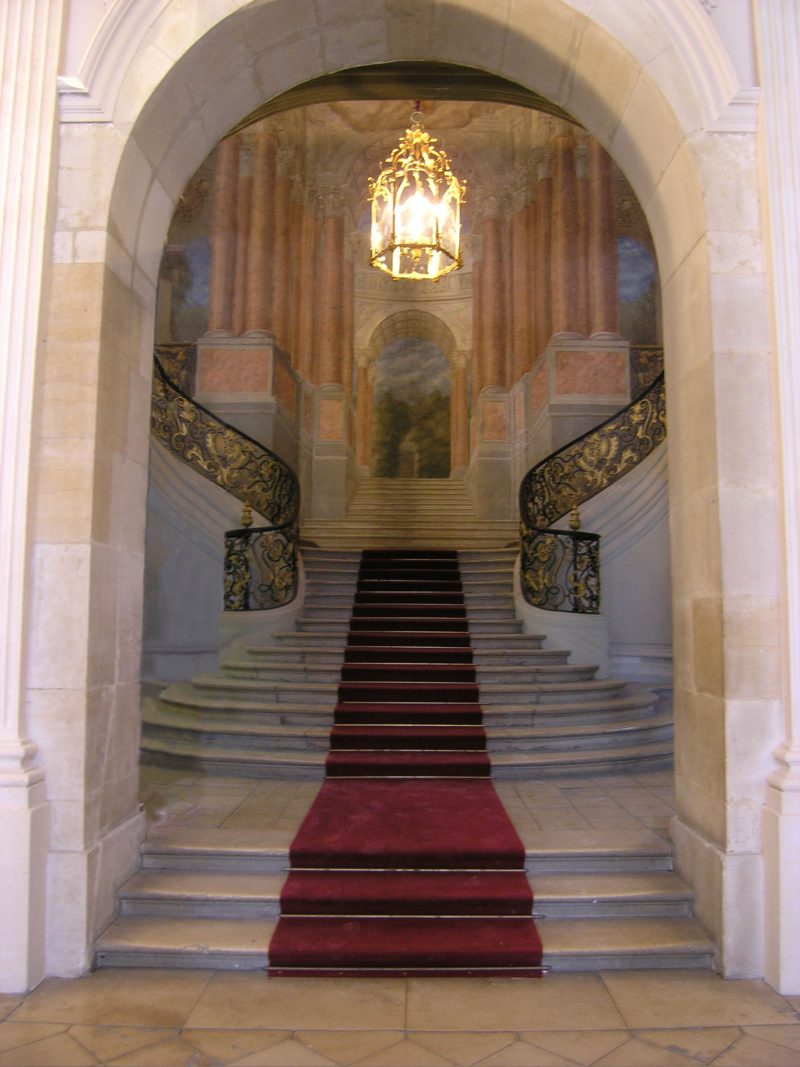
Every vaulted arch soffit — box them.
[367,311,458,369]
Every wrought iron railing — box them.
[151,355,300,610]
[520,526,600,614]
[519,370,666,613]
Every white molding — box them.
[643,0,759,132]
[57,0,172,122]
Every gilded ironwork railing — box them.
[520,527,600,614]
[223,522,298,611]
[151,356,300,610]
[519,372,666,612]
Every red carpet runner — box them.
[268,549,543,976]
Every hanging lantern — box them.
[368,108,466,281]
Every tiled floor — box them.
[3,768,798,1066]
[137,767,678,841]
[2,969,799,1065]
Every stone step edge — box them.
[93,915,714,970]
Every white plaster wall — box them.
[6,0,792,989]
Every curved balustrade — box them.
[151,355,301,610]
[519,371,666,613]
[223,522,299,610]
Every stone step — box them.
[140,735,672,779]
[220,660,598,686]
[93,913,713,972]
[244,643,573,665]
[115,869,693,922]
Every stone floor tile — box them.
[518,1030,628,1065]
[108,1035,217,1066]
[600,972,799,1029]
[0,1022,68,1053]
[709,1033,800,1065]
[409,1030,517,1066]
[0,1031,98,1066]
[230,1037,339,1066]
[406,975,625,1032]
[742,1024,800,1051]
[186,974,406,1031]
[634,1027,741,1063]
[476,1039,579,1066]
[11,970,213,1028]
[592,1036,702,1065]
[69,1025,180,1061]
[352,1036,458,1065]
[0,997,23,1022]
[182,1029,288,1062]
[296,1031,406,1065]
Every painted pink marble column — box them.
[480,214,507,388]
[533,169,553,357]
[575,143,590,337]
[295,206,318,382]
[341,257,355,397]
[450,351,470,470]
[271,172,293,350]
[587,138,619,336]
[524,200,538,365]
[471,257,484,402]
[231,169,252,336]
[317,213,345,385]
[288,197,305,366]
[355,355,372,467]
[550,130,579,336]
[206,135,240,333]
[244,130,276,333]
[511,201,533,382]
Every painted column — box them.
[471,256,484,403]
[295,204,318,382]
[244,129,277,334]
[549,128,580,336]
[450,350,470,472]
[317,209,345,385]
[271,162,293,351]
[341,253,355,398]
[586,137,618,336]
[480,212,507,388]
[0,0,62,994]
[289,197,305,366]
[355,352,372,468]
[756,0,800,995]
[206,134,240,334]
[574,139,590,338]
[524,199,538,365]
[510,199,533,383]
[231,156,252,336]
[533,160,553,356]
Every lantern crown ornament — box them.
[368,108,466,282]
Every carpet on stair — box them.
[267,549,543,977]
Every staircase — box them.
[141,545,672,778]
[301,477,519,549]
[103,479,715,972]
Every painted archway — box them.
[18,0,784,988]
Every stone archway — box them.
[15,0,783,987]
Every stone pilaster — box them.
[0,0,62,994]
[756,0,800,995]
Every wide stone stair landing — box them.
[300,477,519,549]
